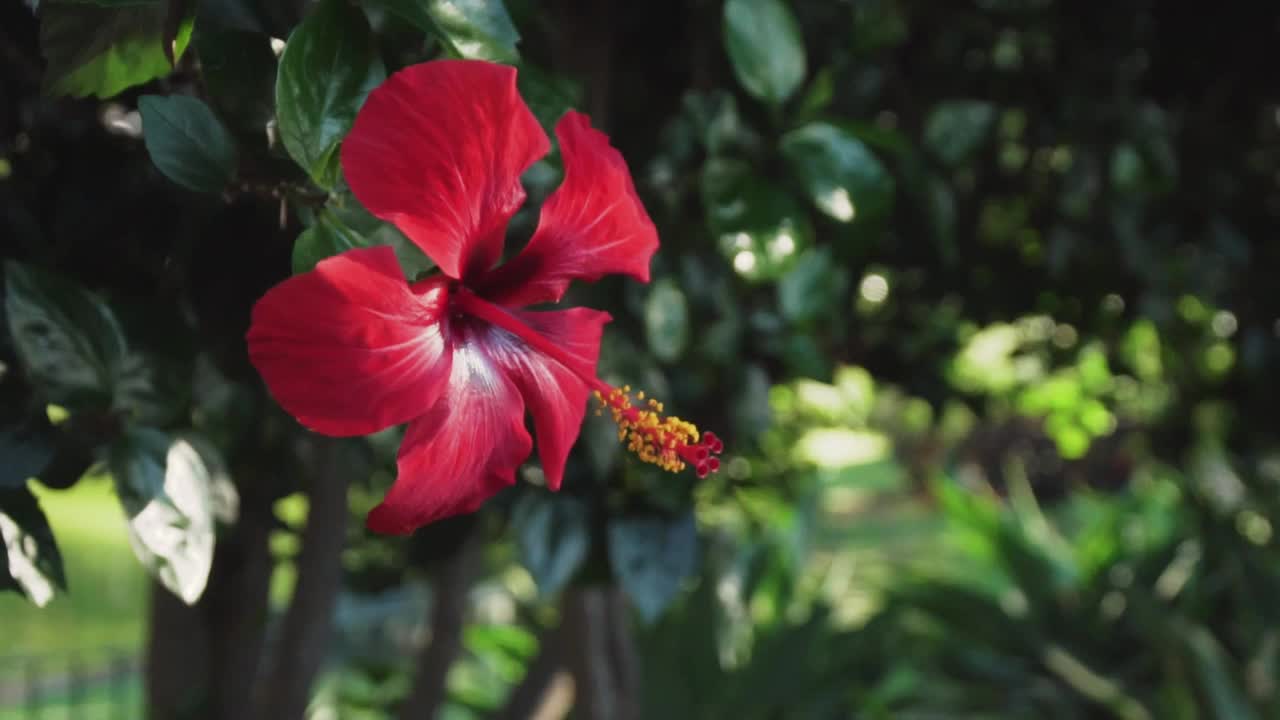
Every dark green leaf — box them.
[512,492,590,597]
[0,360,57,489]
[50,0,161,6]
[780,122,894,225]
[328,192,435,278]
[924,100,997,167]
[722,0,806,105]
[732,364,772,439]
[275,0,385,189]
[139,94,238,193]
[0,485,67,606]
[0,419,55,490]
[195,29,278,134]
[108,427,217,604]
[517,63,581,137]
[40,1,194,98]
[782,334,830,378]
[583,412,621,476]
[1186,625,1260,720]
[0,533,11,595]
[191,0,264,33]
[924,171,958,264]
[292,202,433,279]
[682,91,757,157]
[777,248,849,324]
[4,262,128,410]
[645,279,690,363]
[367,0,520,62]
[609,511,698,623]
[701,158,810,282]
[291,210,364,275]
[794,67,834,123]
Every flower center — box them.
[453,288,723,477]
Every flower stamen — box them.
[453,289,723,477]
[592,385,723,477]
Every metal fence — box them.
[0,650,139,719]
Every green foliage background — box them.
[3,0,1280,717]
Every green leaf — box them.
[516,63,581,137]
[582,412,621,476]
[292,201,433,279]
[732,364,772,439]
[780,122,894,225]
[609,512,698,623]
[782,333,830,379]
[328,192,435,278]
[1186,625,1261,720]
[722,0,806,105]
[50,0,161,6]
[139,95,238,193]
[512,493,590,597]
[4,262,129,410]
[40,1,194,98]
[777,248,849,325]
[0,485,67,607]
[367,0,520,62]
[645,279,690,363]
[0,419,55,491]
[793,67,834,123]
[682,91,757,158]
[924,100,997,167]
[195,29,278,134]
[0,533,11,595]
[291,210,365,275]
[275,0,385,189]
[0,359,57,489]
[701,158,810,282]
[108,428,218,604]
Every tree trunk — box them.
[398,531,483,720]
[146,581,208,720]
[495,617,570,720]
[203,493,275,719]
[562,587,639,720]
[254,438,351,720]
[145,473,275,720]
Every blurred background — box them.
[2,0,1280,717]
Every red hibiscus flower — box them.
[246,60,721,535]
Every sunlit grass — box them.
[0,670,141,718]
[0,478,147,658]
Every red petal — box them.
[367,325,532,534]
[474,111,659,307]
[341,60,550,280]
[485,307,610,490]
[247,247,452,436]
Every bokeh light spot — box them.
[859,273,889,303]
